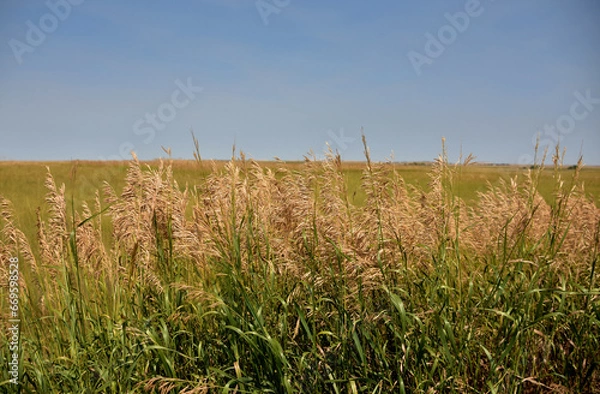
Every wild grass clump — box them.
[1,141,599,393]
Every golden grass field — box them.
[1,158,598,244]
[1,144,599,392]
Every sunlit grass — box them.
[1,145,599,393]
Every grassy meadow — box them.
[1,158,599,247]
[1,144,600,392]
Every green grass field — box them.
[2,159,598,245]
[1,154,599,393]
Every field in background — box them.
[1,150,599,392]
[2,159,599,245]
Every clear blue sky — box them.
[1,0,599,164]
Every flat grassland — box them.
[1,159,598,242]
[1,155,599,392]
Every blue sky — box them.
[1,0,599,164]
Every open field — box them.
[1,159,599,245]
[1,150,600,392]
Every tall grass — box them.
[1,142,599,393]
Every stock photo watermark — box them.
[100,77,203,161]
[408,0,493,76]
[518,89,600,165]
[256,0,291,26]
[8,0,85,65]
[7,257,21,385]
[323,128,356,155]
[74,77,203,202]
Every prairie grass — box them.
[1,142,599,393]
